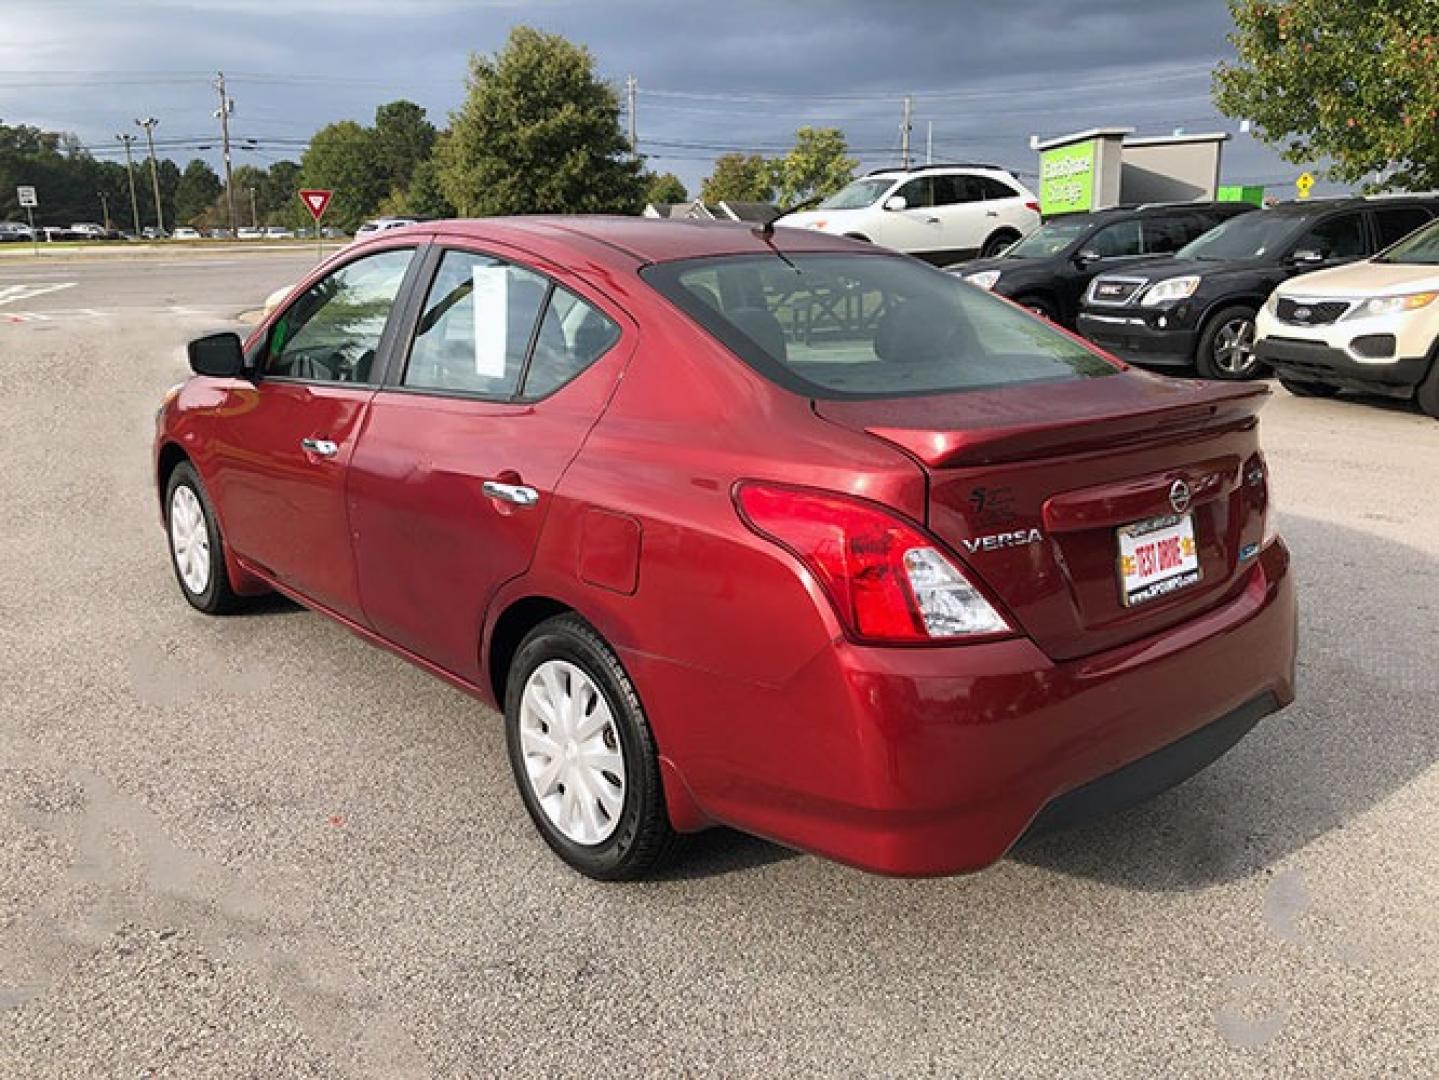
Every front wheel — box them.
[504,614,677,880]
[1196,305,1265,380]
[165,462,243,614]
[1415,354,1439,419]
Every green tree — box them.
[393,154,456,218]
[439,26,645,215]
[373,100,436,195]
[300,120,387,228]
[175,159,221,224]
[700,152,774,204]
[1215,0,1439,189]
[773,127,857,207]
[644,171,688,205]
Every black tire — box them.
[1014,294,1058,322]
[1195,305,1266,380]
[164,462,243,615]
[981,231,1020,258]
[1416,354,1439,418]
[1278,377,1341,399]
[504,614,677,880]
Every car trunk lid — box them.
[814,374,1272,661]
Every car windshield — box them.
[642,253,1116,399]
[816,178,894,211]
[1178,211,1303,261]
[1374,218,1439,265]
[1006,218,1097,259]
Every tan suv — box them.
[1256,215,1439,417]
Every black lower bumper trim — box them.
[1021,692,1281,840]
[1257,336,1429,390]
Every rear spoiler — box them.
[863,383,1270,468]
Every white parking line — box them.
[2,304,242,325]
[0,282,77,307]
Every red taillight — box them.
[735,482,1012,644]
[1025,200,1041,214]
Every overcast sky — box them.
[0,0,1336,198]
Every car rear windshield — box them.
[1005,217,1096,258]
[1178,211,1304,261]
[642,253,1117,399]
[1374,218,1439,265]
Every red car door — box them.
[346,245,632,680]
[208,246,418,621]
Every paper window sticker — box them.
[470,265,510,378]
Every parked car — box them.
[1255,214,1439,415]
[262,226,295,239]
[953,202,1256,328]
[41,225,79,241]
[236,227,263,240]
[352,217,416,241]
[141,226,169,240]
[155,218,1296,880]
[0,221,34,242]
[207,228,234,240]
[1077,195,1439,380]
[172,227,202,240]
[320,226,348,239]
[776,164,1041,264]
[70,222,121,240]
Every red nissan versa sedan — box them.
[154,217,1297,880]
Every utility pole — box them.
[248,187,258,228]
[926,120,933,165]
[116,133,141,236]
[625,74,637,152]
[214,72,238,236]
[900,96,913,169]
[98,190,110,231]
[135,117,164,233]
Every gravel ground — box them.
[0,255,1435,1077]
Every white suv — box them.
[777,165,1040,264]
[1255,215,1439,417]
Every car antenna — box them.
[752,218,799,273]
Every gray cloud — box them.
[0,0,1318,196]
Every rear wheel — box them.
[1196,305,1265,380]
[504,614,677,880]
[981,231,1020,258]
[165,462,243,614]
[1278,377,1341,399]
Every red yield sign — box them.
[298,189,333,221]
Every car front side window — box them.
[266,249,415,383]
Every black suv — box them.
[951,201,1254,328]
[1076,196,1439,379]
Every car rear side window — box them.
[402,250,550,397]
[521,285,622,399]
[1374,206,1432,248]
[265,249,414,383]
[643,253,1116,399]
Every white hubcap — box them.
[169,485,211,595]
[519,660,626,846]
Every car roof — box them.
[402,215,868,267]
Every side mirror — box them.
[1288,249,1325,266]
[1074,248,1102,267]
[883,195,908,212]
[187,331,247,378]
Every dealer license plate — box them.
[1117,514,1200,607]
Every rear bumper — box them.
[1255,335,1430,390]
[1078,311,1198,367]
[629,542,1297,876]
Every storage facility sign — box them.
[16,185,37,208]
[1039,140,1096,216]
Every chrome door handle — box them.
[985,210,999,217]
[300,438,338,458]
[482,480,540,507]
[924,216,941,224]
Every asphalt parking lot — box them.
[1,250,1435,1078]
